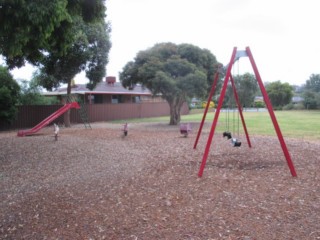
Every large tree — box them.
[302,90,319,109]
[0,0,72,68]
[1,0,111,127]
[120,43,218,125]
[0,66,20,123]
[36,17,111,126]
[36,19,111,92]
[265,81,293,108]
[0,0,108,69]
[305,74,320,93]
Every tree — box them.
[0,0,72,68]
[265,81,293,108]
[120,43,218,125]
[0,66,20,123]
[37,19,111,126]
[302,90,320,109]
[37,20,111,90]
[0,0,108,68]
[13,1,111,126]
[237,73,258,107]
[1,1,111,127]
[305,74,320,93]
[226,73,258,108]
[18,76,59,105]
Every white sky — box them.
[8,0,320,86]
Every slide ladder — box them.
[66,95,91,130]
[78,102,92,129]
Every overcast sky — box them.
[9,0,320,86]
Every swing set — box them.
[194,47,297,178]
[222,80,242,147]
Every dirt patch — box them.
[1,122,320,239]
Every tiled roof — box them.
[44,82,152,96]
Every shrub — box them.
[282,103,294,110]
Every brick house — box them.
[43,76,163,104]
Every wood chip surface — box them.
[0,122,319,239]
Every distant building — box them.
[292,96,304,104]
[254,96,264,103]
[43,76,163,104]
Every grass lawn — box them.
[113,110,320,141]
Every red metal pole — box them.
[245,47,297,177]
[194,69,220,149]
[229,75,252,148]
[198,47,238,177]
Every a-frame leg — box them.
[246,47,297,177]
[198,47,238,177]
[194,67,221,149]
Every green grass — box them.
[112,110,320,141]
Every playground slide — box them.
[17,102,80,137]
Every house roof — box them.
[43,81,152,96]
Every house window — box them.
[94,94,103,103]
[132,96,141,103]
[112,95,123,104]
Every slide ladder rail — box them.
[66,94,91,130]
[78,102,92,129]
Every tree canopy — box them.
[36,19,111,92]
[1,0,112,126]
[0,0,71,68]
[305,74,320,93]
[0,0,107,69]
[225,73,258,108]
[0,66,20,123]
[35,1,111,126]
[266,81,293,108]
[120,42,219,125]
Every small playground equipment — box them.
[17,102,80,137]
[54,123,59,141]
[194,46,297,178]
[180,123,192,137]
[202,101,215,108]
[123,123,129,136]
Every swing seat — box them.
[231,138,241,147]
[180,123,192,137]
[223,131,232,139]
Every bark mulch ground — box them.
[1,122,319,240]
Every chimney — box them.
[106,76,116,85]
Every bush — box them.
[293,103,305,110]
[0,66,20,123]
[254,101,265,108]
[273,106,283,111]
[282,103,294,110]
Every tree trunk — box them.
[64,81,71,127]
[169,98,183,125]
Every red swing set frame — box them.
[194,47,297,178]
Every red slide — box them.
[17,102,80,137]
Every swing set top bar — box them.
[219,50,248,74]
[196,46,297,178]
